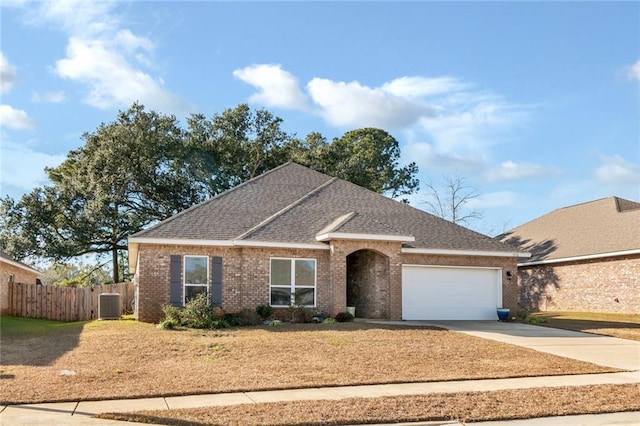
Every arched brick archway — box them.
[346,249,390,319]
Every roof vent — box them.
[99,293,121,320]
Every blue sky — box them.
[1,0,639,235]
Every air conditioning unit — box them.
[99,293,121,320]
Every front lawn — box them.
[0,317,619,405]
[528,312,640,341]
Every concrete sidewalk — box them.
[2,371,639,424]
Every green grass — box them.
[0,316,87,339]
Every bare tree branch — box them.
[421,175,483,226]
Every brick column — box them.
[329,243,347,315]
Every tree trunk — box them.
[112,248,120,283]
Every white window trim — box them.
[269,257,317,307]
[183,255,209,305]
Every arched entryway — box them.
[346,249,391,319]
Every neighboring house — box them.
[128,162,529,323]
[0,251,41,315]
[500,197,640,314]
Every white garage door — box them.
[402,265,501,320]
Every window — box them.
[270,258,316,307]
[184,256,208,305]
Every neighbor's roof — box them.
[130,162,524,258]
[0,251,40,275]
[499,196,640,265]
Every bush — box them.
[161,304,182,324]
[269,319,283,326]
[289,306,314,323]
[235,308,263,326]
[157,318,180,330]
[181,293,217,329]
[209,319,231,329]
[256,304,273,320]
[525,316,549,324]
[322,317,337,324]
[334,312,354,323]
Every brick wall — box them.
[135,244,331,323]
[518,254,640,314]
[135,241,520,323]
[329,240,404,319]
[0,262,39,315]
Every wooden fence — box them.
[3,282,135,321]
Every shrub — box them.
[269,319,283,326]
[181,293,217,329]
[334,312,354,323]
[161,304,182,325]
[288,306,314,323]
[235,308,263,326]
[157,318,180,330]
[525,316,549,324]
[209,319,231,329]
[255,304,273,320]
[322,317,337,324]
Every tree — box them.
[422,175,483,226]
[186,104,294,196]
[1,103,203,282]
[287,128,419,200]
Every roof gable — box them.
[0,251,40,275]
[131,162,519,254]
[500,196,640,263]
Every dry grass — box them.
[0,317,619,405]
[99,383,640,425]
[530,312,640,341]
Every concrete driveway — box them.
[410,320,640,371]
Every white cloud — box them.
[306,78,433,128]
[0,52,17,94]
[235,64,528,170]
[55,37,190,113]
[594,154,640,186]
[233,64,308,110]
[19,1,191,114]
[31,90,66,103]
[486,160,560,182]
[0,104,35,129]
[627,60,640,82]
[0,140,65,192]
[381,76,467,99]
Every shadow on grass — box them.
[0,316,86,366]
[99,413,204,426]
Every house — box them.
[499,197,640,314]
[0,251,40,315]
[128,162,529,323]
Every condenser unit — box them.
[99,293,121,320]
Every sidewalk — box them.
[2,371,639,424]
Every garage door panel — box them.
[402,266,501,320]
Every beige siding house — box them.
[500,197,640,314]
[129,162,528,323]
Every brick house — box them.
[128,162,528,323]
[0,251,40,315]
[500,197,640,314]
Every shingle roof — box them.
[132,162,519,254]
[499,196,640,263]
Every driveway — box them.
[410,320,640,371]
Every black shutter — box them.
[211,256,223,306]
[169,255,182,307]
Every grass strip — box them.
[98,383,640,426]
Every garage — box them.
[402,265,502,320]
